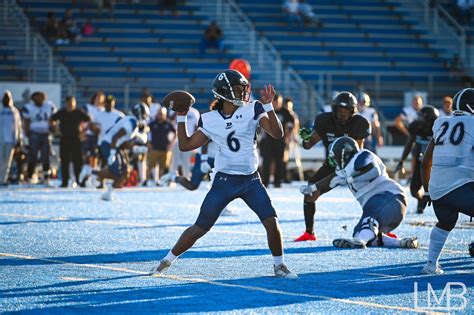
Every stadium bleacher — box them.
[236,0,467,119]
[16,0,239,111]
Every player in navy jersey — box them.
[420,88,474,274]
[150,70,297,278]
[300,136,418,249]
[295,91,371,242]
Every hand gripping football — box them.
[162,90,195,112]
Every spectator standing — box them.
[199,21,225,57]
[22,91,57,186]
[439,96,453,117]
[260,94,294,188]
[82,19,95,36]
[356,92,383,153]
[50,96,90,188]
[146,107,176,185]
[283,97,301,182]
[0,90,22,186]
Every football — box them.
[161,90,195,112]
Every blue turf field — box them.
[1,184,472,313]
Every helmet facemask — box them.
[212,70,250,107]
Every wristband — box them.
[201,154,208,161]
[263,102,274,112]
[177,116,187,123]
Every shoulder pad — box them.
[354,150,374,171]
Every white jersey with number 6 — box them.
[198,101,268,175]
[429,115,474,200]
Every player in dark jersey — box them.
[295,91,371,241]
[394,105,439,214]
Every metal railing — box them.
[2,0,76,96]
[420,0,467,64]
[213,0,319,120]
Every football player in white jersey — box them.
[83,102,148,200]
[21,91,57,186]
[301,136,418,249]
[81,91,105,183]
[420,88,474,274]
[80,94,124,187]
[150,70,297,278]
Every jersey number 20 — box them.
[434,122,465,146]
[227,131,240,152]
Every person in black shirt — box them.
[50,96,90,187]
[260,94,295,188]
[394,105,439,214]
[295,91,371,242]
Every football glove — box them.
[420,192,432,210]
[298,127,312,142]
[299,183,317,195]
[107,149,117,166]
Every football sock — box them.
[303,202,315,234]
[273,255,284,266]
[164,251,178,263]
[427,226,450,265]
[381,233,401,247]
[355,229,376,245]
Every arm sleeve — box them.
[254,101,268,122]
[197,116,211,138]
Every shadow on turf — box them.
[0,217,109,226]
[0,246,339,266]
[3,257,472,313]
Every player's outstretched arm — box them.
[259,85,283,139]
[176,112,209,151]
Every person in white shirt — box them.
[21,91,57,185]
[356,93,383,153]
[150,69,297,279]
[438,96,453,117]
[420,88,474,275]
[80,94,124,187]
[394,95,423,137]
[0,90,22,185]
[82,90,105,179]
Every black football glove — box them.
[420,193,432,210]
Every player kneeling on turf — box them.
[300,136,418,249]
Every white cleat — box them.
[333,238,367,249]
[101,185,113,201]
[150,260,172,275]
[422,263,444,275]
[400,237,419,249]
[274,264,298,279]
[79,165,92,184]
